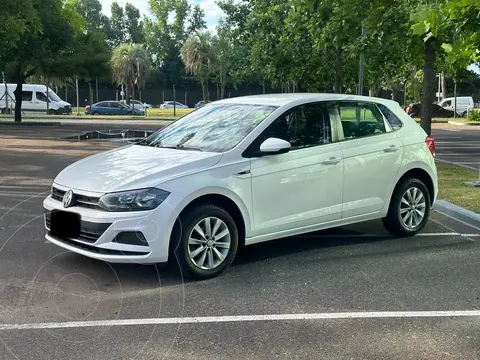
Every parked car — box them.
[160,101,188,109]
[438,96,474,118]
[0,83,71,115]
[121,100,152,110]
[195,101,210,109]
[86,101,145,116]
[44,94,437,279]
[405,103,455,118]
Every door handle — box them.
[322,157,341,165]
[384,145,398,153]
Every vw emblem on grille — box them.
[63,190,75,208]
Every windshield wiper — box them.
[153,144,203,152]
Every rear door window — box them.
[336,102,387,140]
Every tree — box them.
[4,0,78,122]
[212,23,233,99]
[0,0,40,57]
[181,31,215,101]
[109,1,126,46]
[66,0,105,34]
[111,43,151,106]
[187,4,207,35]
[125,2,144,43]
[410,0,480,134]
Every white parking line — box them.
[2,311,480,330]
[298,233,479,239]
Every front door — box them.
[35,91,49,113]
[249,102,344,236]
[332,101,403,219]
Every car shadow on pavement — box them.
[60,253,188,288]
[233,224,394,266]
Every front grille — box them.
[47,233,150,256]
[45,213,111,244]
[51,187,102,210]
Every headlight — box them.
[98,188,170,212]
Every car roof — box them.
[213,93,399,107]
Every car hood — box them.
[59,100,71,107]
[54,145,222,193]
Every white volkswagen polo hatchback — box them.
[44,94,437,279]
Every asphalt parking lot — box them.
[0,123,480,359]
[433,124,480,170]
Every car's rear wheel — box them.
[462,111,468,118]
[172,204,238,280]
[92,112,99,115]
[382,178,431,237]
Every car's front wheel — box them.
[173,204,239,280]
[382,178,431,237]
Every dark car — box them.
[405,103,455,118]
[194,101,210,109]
[86,101,145,116]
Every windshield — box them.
[139,103,277,152]
[47,90,61,102]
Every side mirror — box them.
[259,137,291,155]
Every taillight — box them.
[425,136,435,157]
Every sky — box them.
[101,0,223,31]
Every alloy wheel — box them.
[399,187,426,229]
[187,217,231,270]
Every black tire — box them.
[462,111,467,118]
[172,204,239,280]
[382,178,431,237]
[92,112,99,116]
[48,109,57,115]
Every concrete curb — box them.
[434,200,480,231]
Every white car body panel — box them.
[250,143,343,236]
[44,94,438,264]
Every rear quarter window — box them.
[377,104,403,131]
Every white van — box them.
[439,96,474,117]
[0,84,72,115]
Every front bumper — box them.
[43,193,173,264]
[56,106,72,115]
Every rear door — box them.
[332,101,403,218]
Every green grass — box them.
[0,108,193,120]
[436,161,480,213]
[446,118,480,126]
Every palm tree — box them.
[111,43,150,106]
[181,31,214,102]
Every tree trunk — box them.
[13,81,24,123]
[201,80,208,102]
[132,85,135,111]
[421,38,435,136]
[335,47,343,94]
